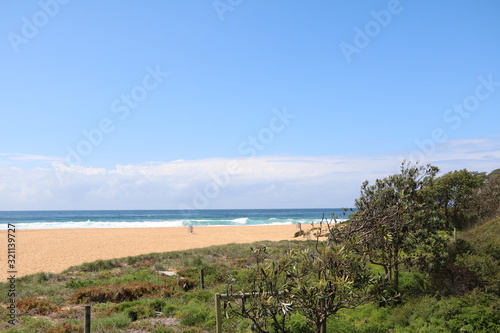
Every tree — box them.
[345,162,442,296]
[226,245,293,333]
[227,219,371,333]
[477,169,500,220]
[287,243,371,332]
[427,169,485,229]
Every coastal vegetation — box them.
[0,163,498,332]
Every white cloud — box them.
[0,138,498,210]
[0,153,63,164]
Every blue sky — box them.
[0,0,499,210]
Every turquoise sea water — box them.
[0,209,353,230]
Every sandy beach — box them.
[0,224,311,279]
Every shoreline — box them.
[0,224,312,279]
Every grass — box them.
[0,220,498,332]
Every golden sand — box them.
[0,224,311,279]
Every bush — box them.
[398,271,428,297]
[19,315,55,330]
[177,301,211,327]
[177,277,197,291]
[117,300,161,321]
[286,313,313,333]
[150,298,168,312]
[69,281,162,304]
[65,279,96,289]
[47,321,84,333]
[124,304,154,321]
[181,290,213,303]
[77,259,122,272]
[18,272,56,284]
[162,303,178,315]
[91,312,131,330]
[17,297,59,315]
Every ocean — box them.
[0,208,353,230]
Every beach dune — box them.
[0,224,309,279]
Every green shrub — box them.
[153,327,175,333]
[91,312,131,330]
[18,272,55,284]
[399,271,428,297]
[125,304,154,321]
[162,303,178,315]
[326,319,358,333]
[150,298,168,312]
[181,289,213,303]
[286,313,313,333]
[78,259,122,272]
[117,300,158,321]
[65,279,96,289]
[20,315,55,330]
[177,302,211,327]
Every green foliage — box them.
[425,217,500,296]
[347,161,442,296]
[162,302,179,315]
[177,300,213,327]
[114,298,168,321]
[398,271,428,298]
[227,239,371,332]
[463,216,500,260]
[181,289,214,303]
[91,312,132,330]
[476,169,500,220]
[18,316,55,330]
[17,272,55,284]
[150,298,168,311]
[326,292,500,333]
[391,292,500,332]
[66,259,123,272]
[459,217,500,294]
[65,279,97,289]
[285,313,314,333]
[427,169,485,229]
[124,304,154,321]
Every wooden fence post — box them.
[200,268,205,289]
[215,294,222,333]
[84,305,91,333]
